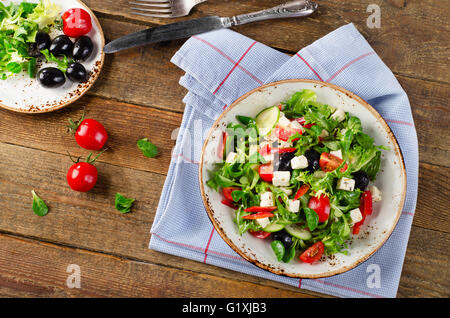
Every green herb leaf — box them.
[31,190,48,216]
[271,240,285,262]
[303,207,319,231]
[137,138,158,158]
[282,244,296,263]
[115,193,135,213]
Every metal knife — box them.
[104,0,318,54]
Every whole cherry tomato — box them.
[67,161,98,192]
[68,114,108,151]
[66,151,105,192]
[308,195,331,223]
[62,8,92,38]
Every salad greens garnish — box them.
[31,190,49,216]
[0,0,60,79]
[115,193,135,214]
[208,89,388,263]
[137,138,158,158]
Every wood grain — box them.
[84,0,450,84]
[0,142,448,298]
[0,234,313,298]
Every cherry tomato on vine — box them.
[62,8,92,38]
[68,113,108,151]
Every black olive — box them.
[49,35,73,57]
[37,67,66,88]
[66,63,89,82]
[304,149,321,172]
[73,36,94,62]
[274,152,296,172]
[272,230,293,249]
[352,170,370,191]
[35,31,51,51]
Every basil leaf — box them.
[303,207,319,231]
[137,138,158,158]
[282,245,296,263]
[31,190,48,216]
[271,240,285,262]
[115,193,135,213]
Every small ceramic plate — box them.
[199,79,406,278]
[0,0,104,113]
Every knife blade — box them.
[104,16,228,54]
[104,1,318,54]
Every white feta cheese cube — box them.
[340,128,348,137]
[331,108,346,122]
[272,171,291,187]
[330,149,342,159]
[225,152,238,163]
[337,177,355,191]
[288,120,303,131]
[369,185,382,202]
[279,187,293,196]
[290,155,309,169]
[349,208,363,225]
[256,217,271,229]
[260,192,274,207]
[319,129,329,139]
[278,114,291,127]
[287,199,300,213]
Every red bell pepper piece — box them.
[244,206,277,213]
[295,117,315,129]
[294,184,310,200]
[242,212,275,219]
[221,199,237,210]
[353,190,373,234]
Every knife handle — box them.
[228,0,318,26]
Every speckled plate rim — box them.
[199,79,407,279]
[0,0,105,114]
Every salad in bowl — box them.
[200,80,406,277]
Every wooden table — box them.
[0,0,448,298]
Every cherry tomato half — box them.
[319,152,348,173]
[222,187,240,201]
[62,8,92,38]
[249,230,271,239]
[75,118,108,151]
[308,195,330,223]
[258,163,273,182]
[67,162,98,192]
[299,241,325,263]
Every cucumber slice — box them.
[285,224,312,240]
[255,106,280,136]
[263,222,285,233]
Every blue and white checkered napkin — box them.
[149,23,419,298]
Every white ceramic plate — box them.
[199,79,406,278]
[0,0,104,113]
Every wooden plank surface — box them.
[0,0,449,298]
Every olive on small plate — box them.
[66,62,89,82]
[73,36,94,62]
[50,35,74,57]
[28,31,51,57]
[37,67,66,88]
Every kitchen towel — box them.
[149,23,418,298]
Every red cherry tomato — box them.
[258,163,273,182]
[67,162,98,192]
[275,125,303,142]
[62,8,92,38]
[222,187,240,201]
[308,195,330,223]
[299,241,325,263]
[319,152,347,173]
[74,118,108,151]
[249,230,271,239]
